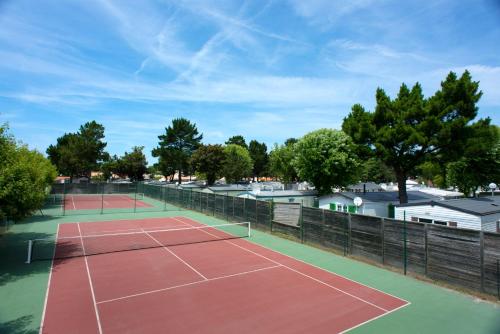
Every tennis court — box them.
[63,194,153,211]
[34,217,408,333]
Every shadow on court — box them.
[0,315,38,334]
[0,231,59,286]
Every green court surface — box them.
[1,200,499,333]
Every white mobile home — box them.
[395,196,500,232]
[239,190,317,207]
[319,191,440,218]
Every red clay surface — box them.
[64,194,153,210]
[40,217,409,334]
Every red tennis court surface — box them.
[40,217,409,334]
[64,194,153,210]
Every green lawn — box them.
[1,201,499,333]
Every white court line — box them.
[77,223,103,334]
[97,264,281,305]
[340,302,411,333]
[38,224,60,334]
[172,217,397,313]
[141,228,208,280]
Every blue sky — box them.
[0,0,499,164]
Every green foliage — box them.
[100,147,148,181]
[293,129,360,195]
[359,158,396,183]
[248,140,268,179]
[268,142,298,183]
[222,144,253,183]
[446,121,500,196]
[47,121,107,179]
[190,144,225,185]
[0,125,57,221]
[343,71,483,203]
[121,146,148,181]
[416,161,446,188]
[225,135,247,149]
[152,118,202,184]
[101,155,121,180]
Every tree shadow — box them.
[0,231,78,287]
[0,315,38,334]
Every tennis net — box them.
[26,222,250,263]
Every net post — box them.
[248,221,251,237]
[26,240,33,264]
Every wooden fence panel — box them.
[350,214,383,262]
[383,219,426,274]
[482,232,500,296]
[426,225,482,290]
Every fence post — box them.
[497,259,500,300]
[424,223,429,276]
[163,187,167,211]
[300,204,305,243]
[381,218,385,265]
[403,218,407,275]
[232,196,235,219]
[270,199,274,232]
[255,199,259,227]
[62,182,66,216]
[134,183,138,213]
[243,197,247,222]
[348,213,352,255]
[101,183,104,215]
[480,231,485,292]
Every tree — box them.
[359,157,396,184]
[121,146,148,181]
[1,124,57,221]
[222,144,253,183]
[152,118,202,184]
[47,121,107,180]
[268,142,298,183]
[293,129,360,195]
[343,71,483,203]
[190,144,225,185]
[225,135,247,149]
[248,140,268,180]
[446,122,500,196]
[101,155,121,180]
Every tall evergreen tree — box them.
[248,140,268,180]
[152,118,202,184]
[47,121,107,180]
[343,71,484,203]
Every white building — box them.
[239,190,317,206]
[319,191,440,218]
[395,196,500,232]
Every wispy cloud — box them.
[1,0,499,162]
